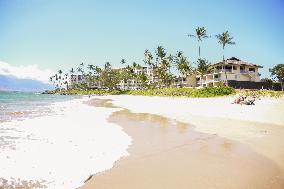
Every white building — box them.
[70,75,101,89]
[118,66,155,90]
[194,57,262,87]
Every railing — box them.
[197,78,220,85]
[211,69,232,73]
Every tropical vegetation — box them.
[47,26,283,97]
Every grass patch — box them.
[45,87,236,98]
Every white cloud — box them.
[0,61,55,83]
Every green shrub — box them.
[46,86,237,98]
[124,87,235,98]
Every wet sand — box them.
[80,99,284,189]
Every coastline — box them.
[0,96,132,189]
[80,96,284,189]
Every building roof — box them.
[212,57,263,68]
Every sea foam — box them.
[0,97,132,189]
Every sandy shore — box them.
[80,96,284,189]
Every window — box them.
[214,74,219,79]
[233,66,237,70]
[225,65,232,70]
[249,68,255,72]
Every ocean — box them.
[0,92,131,189]
[0,92,75,122]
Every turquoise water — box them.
[0,92,75,122]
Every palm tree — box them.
[77,62,85,76]
[104,62,111,71]
[120,59,126,65]
[188,27,209,58]
[144,49,153,67]
[216,31,236,61]
[77,67,83,74]
[156,46,166,64]
[70,68,75,75]
[175,51,192,77]
[196,58,211,87]
[167,54,174,74]
[216,31,236,86]
[64,73,69,89]
[132,61,138,68]
[58,70,63,87]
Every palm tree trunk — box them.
[198,45,201,58]
[222,45,225,61]
[223,45,228,86]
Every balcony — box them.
[211,69,232,74]
[197,78,220,85]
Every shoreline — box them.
[80,97,284,189]
[0,97,132,189]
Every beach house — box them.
[195,57,262,87]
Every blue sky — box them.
[0,0,283,79]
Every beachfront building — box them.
[194,57,262,87]
[117,66,155,90]
[69,74,101,89]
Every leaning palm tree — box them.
[216,31,236,61]
[188,27,209,58]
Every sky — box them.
[0,0,283,82]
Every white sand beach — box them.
[80,95,284,189]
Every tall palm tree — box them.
[77,62,85,76]
[216,31,236,61]
[77,67,83,74]
[156,46,166,64]
[196,58,211,87]
[188,27,209,58]
[87,64,95,75]
[144,49,153,67]
[70,68,75,75]
[104,62,111,71]
[64,73,69,89]
[167,54,174,74]
[132,61,138,68]
[175,51,192,77]
[58,70,63,86]
[216,31,236,86]
[120,59,126,65]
